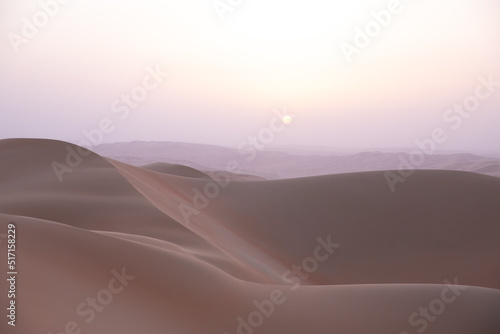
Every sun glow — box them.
[226,0,360,41]
[282,115,293,125]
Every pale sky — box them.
[1,0,499,152]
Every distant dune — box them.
[93,141,500,179]
[1,138,499,334]
[142,162,213,178]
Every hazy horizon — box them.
[4,138,500,156]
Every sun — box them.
[282,115,293,125]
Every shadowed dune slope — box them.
[0,139,499,334]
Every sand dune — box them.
[94,141,500,179]
[1,138,499,334]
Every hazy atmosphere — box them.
[1,0,500,152]
[1,1,500,334]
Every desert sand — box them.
[1,138,499,334]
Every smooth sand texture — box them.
[0,138,499,333]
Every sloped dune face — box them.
[1,139,499,334]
